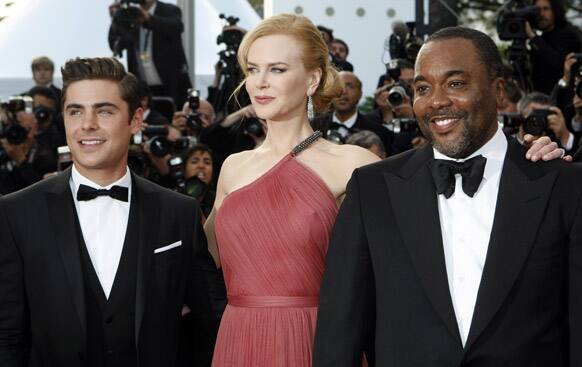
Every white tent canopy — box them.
[0,0,260,98]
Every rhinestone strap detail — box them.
[290,131,323,156]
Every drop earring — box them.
[307,95,314,121]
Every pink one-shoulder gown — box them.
[212,153,338,367]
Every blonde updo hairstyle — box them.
[237,14,342,113]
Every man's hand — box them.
[221,105,258,128]
[524,135,568,161]
[562,53,578,84]
[136,5,151,24]
[373,84,395,122]
[546,106,570,148]
[525,21,536,40]
[391,95,414,118]
[171,111,188,131]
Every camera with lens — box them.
[388,21,423,63]
[112,0,145,28]
[242,118,264,137]
[184,175,209,200]
[523,108,554,136]
[185,89,204,134]
[498,112,525,135]
[167,156,186,192]
[0,96,32,145]
[385,60,401,82]
[383,118,419,134]
[497,4,540,40]
[217,14,244,68]
[34,106,53,124]
[141,125,196,157]
[387,81,412,107]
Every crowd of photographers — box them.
[3,0,582,215]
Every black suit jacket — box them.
[0,169,224,367]
[109,1,192,105]
[317,112,394,153]
[314,140,582,366]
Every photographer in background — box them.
[370,59,427,154]
[183,144,216,219]
[316,71,393,152]
[208,15,248,119]
[0,97,44,194]
[27,86,65,175]
[138,80,169,125]
[516,92,578,154]
[527,0,581,94]
[199,103,265,172]
[108,0,191,107]
[330,38,354,72]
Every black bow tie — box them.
[428,155,487,199]
[77,184,129,202]
[329,122,352,132]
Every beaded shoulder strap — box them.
[290,131,323,157]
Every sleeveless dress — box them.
[212,138,338,366]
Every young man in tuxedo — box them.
[0,57,223,367]
[314,27,582,366]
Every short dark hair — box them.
[517,92,553,114]
[317,25,333,42]
[61,57,141,119]
[27,86,58,105]
[425,27,504,80]
[331,38,349,56]
[184,143,214,161]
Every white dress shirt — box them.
[69,166,132,299]
[434,124,507,346]
[332,111,359,138]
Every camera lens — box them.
[34,106,52,123]
[326,130,344,144]
[243,118,264,137]
[388,85,407,106]
[149,136,171,157]
[5,124,28,145]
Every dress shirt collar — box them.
[333,110,359,129]
[148,1,157,15]
[433,123,507,184]
[70,165,132,198]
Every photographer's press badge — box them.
[139,52,152,65]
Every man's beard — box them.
[421,121,472,158]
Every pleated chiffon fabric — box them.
[213,154,338,367]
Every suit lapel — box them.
[133,174,161,348]
[46,168,86,346]
[384,146,462,345]
[465,142,557,349]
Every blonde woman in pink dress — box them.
[204,14,379,367]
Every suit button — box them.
[105,316,113,324]
[106,349,114,357]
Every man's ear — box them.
[307,68,323,96]
[494,77,505,108]
[130,107,144,134]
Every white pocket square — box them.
[154,240,182,254]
